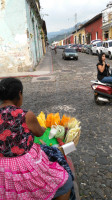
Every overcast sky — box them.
[40,0,110,33]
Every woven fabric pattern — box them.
[0,143,68,200]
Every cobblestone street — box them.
[15,49,112,199]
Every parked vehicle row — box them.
[51,39,112,60]
[81,39,112,59]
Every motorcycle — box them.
[91,80,112,105]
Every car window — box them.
[72,45,77,47]
[97,42,102,47]
[105,43,108,48]
[64,49,76,52]
[109,41,112,47]
[103,43,105,47]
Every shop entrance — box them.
[104,31,109,40]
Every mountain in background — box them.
[48,21,87,44]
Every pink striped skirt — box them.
[0,143,68,200]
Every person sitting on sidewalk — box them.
[0,77,74,200]
[97,53,112,83]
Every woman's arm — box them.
[25,111,46,137]
[98,62,105,73]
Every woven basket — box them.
[58,130,80,155]
[73,131,80,146]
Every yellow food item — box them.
[67,118,80,129]
[37,112,46,128]
[65,126,81,143]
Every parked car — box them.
[100,40,112,59]
[61,45,70,49]
[77,44,83,52]
[81,44,87,53]
[91,39,101,44]
[58,45,63,49]
[61,45,67,49]
[71,44,78,51]
[91,41,103,55]
[62,48,78,60]
[85,44,92,54]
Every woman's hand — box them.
[107,64,110,67]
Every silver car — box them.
[62,48,78,60]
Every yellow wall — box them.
[73,28,86,44]
[59,40,63,46]
[109,27,112,39]
[41,29,46,54]
[103,27,112,40]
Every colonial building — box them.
[82,13,102,44]
[0,0,47,73]
[73,26,85,44]
[102,2,112,40]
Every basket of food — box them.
[34,112,81,155]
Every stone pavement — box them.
[19,50,112,200]
[0,48,53,78]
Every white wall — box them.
[0,0,31,73]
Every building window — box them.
[104,31,109,40]
[86,33,91,44]
[96,32,98,39]
[79,34,81,44]
[82,35,85,44]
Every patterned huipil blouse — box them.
[0,105,34,157]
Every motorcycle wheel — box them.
[94,95,106,105]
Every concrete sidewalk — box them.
[0,48,53,78]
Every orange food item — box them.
[51,113,60,126]
[46,113,60,128]
[60,115,71,126]
[46,113,53,127]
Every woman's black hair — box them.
[98,53,105,64]
[0,78,23,101]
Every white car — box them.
[91,39,101,44]
[91,41,103,55]
[100,40,112,59]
